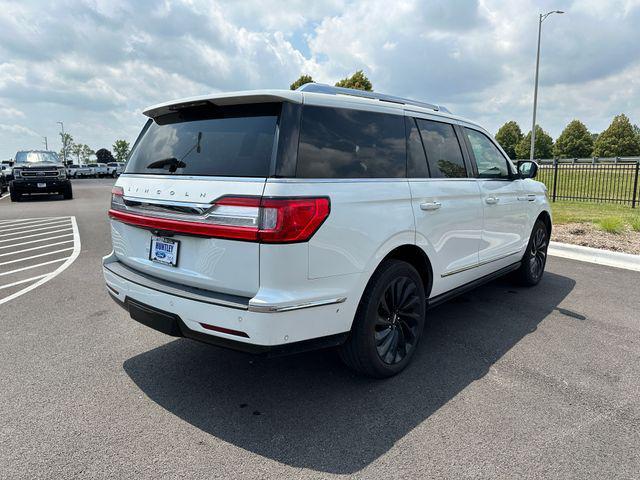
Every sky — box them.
[1,0,639,160]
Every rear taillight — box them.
[108,195,330,244]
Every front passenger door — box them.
[463,128,529,265]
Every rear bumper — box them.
[10,179,70,193]
[102,252,351,353]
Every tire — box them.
[339,259,426,378]
[516,219,549,286]
[63,185,73,200]
[10,188,20,202]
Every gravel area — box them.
[552,222,640,255]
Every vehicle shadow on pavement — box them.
[123,272,575,474]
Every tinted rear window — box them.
[125,103,279,177]
[296,106,406,178]
[416,119,467,178]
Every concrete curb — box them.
[548,241,640,272]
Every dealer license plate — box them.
[149,236,179,267]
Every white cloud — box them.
[0,0,638,159]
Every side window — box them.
[465,128,510,179]
[297,106,406,178]
[406,117,429,177]
[416,119,467,178]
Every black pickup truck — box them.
[10,150,72,201]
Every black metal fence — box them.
[535,158,640,207]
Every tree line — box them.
[58,132,130,165]
[495,115,640,159]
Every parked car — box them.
[10,150,72,201]
[103,84,550,378]
[88,162,108,177]
[0,169,7,194]
[106,162,125,177]
[67,164,92,178]
[0,164,12,181]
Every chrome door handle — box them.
[485,196,499,205]
[517,194,536,202]
[420,201,442,211]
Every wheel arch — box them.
[376,244,433,298]
[537,210,552,236]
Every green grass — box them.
[597,216,625,234]
[550,201,638,224]
[551,201,640,235]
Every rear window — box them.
[416,119,467,178]
[125,103,280,177]
[296,106,406,178]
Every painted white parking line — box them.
[0,247,74,266]
[0,218,71,235]
[0,258,67,277]
[0,222,72,238]
[0,274,49,290]
[0,216,81,305]
[0,193,8,201]
[0,227,73,243]
[0,216,67,227]
[0,232,73,249]
[0,239,74,258]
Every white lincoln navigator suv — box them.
[103,84,551,377]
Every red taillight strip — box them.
[200,323,250,338]
[108,209,259,240]
[109,195,330,243]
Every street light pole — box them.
[529,10,564,161]
[43,136,48,150]
[57,121,65,165]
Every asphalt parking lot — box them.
[1,178,639,479]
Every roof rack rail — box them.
[297,83,451,114]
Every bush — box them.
[630,217,640,232]
[598,217,625,234]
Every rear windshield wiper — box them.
[145,157,186,172]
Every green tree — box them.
[593,114,640,157]
[70,143,83,163]
[495,121,523,159]
[113,139,130,162]
[95,148,115,163]
[80,144,95,163]
[290,74,314,90]
[335,70,373,91]
[553,120,594,158]
[515,125,554,159]
[59,132,74,165]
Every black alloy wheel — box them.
[529,224,547,281]
[374,276,421,365]
[517,219,549,286]
[339,259,426,378]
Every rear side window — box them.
[297,106,406,178]
[416,119,467,178]
[125,103,279,177]
[464,128,510,178]
[406,117,429,177]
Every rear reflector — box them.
[109,195,330,243]
[200,323,250,338]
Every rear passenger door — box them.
[463,127,528,265]
[407,117,483,296]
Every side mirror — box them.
[517,160,538,179]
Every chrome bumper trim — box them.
[248,296,347,313]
